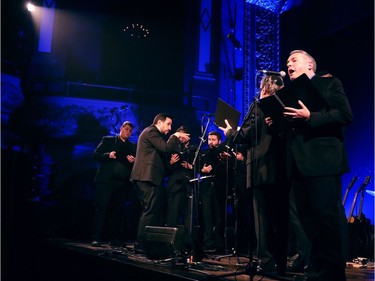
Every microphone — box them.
[225,145,237,157]
[258,70,286,77]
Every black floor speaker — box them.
[143,226,185,259]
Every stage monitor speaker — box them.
[143,226,185,259]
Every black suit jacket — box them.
[93,136,136,183]
[288,75,353,177]
[226,105,286,188]
[166,145,196,183]
[130,124,182,186]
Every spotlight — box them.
[26,2,36,12]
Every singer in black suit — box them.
[91,121,137,247]
[199,131,235,254]
[165,125,196,227]
[219,75,289,276]
[130,113,190,251]
[283,50,352,281]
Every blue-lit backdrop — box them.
[1,0,373,239]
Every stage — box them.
[8,238,373,281]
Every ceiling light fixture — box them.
[123,23,150,39]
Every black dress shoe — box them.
[288,256,307,273]
[303,264,313,273]
[293,275,308,281]
[91,240,101,247]
[293,270,318,281]
[293,269,344,281]
[214,248,226,255]
[133,241,145,254]
[277,266,286,277]
[288,263,305,273]
[202,245,216,253]
[257,265,278,277]
[109,239,124,247]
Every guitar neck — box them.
[347,176,371,222]
[356,190,365,220]
[342,176,358,206]
[348,191,360,222]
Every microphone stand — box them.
[210,143,236,261]
[186,115,211,262]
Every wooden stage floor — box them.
[17,238,374,281]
